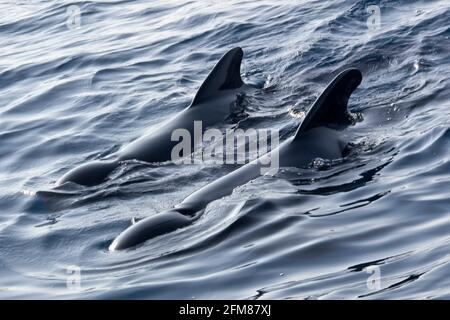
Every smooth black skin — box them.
[110,68,363,251]
[57,47,252,186]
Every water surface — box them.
[0,0,449,299]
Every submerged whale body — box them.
[110,68,363,251]
[57,47,253,186]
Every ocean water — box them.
[0,0,449,299]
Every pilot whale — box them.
[57,47,254,186]
[110,68,363,251]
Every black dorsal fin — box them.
[294,68,362,139]
[191,47,244,105]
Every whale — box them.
[109,68,363,251]
[57,47,254,186]
[109,68,362,251]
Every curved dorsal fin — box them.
[294,68,362,139]
[191,47,244,105]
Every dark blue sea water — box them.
[1,0,449,299]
